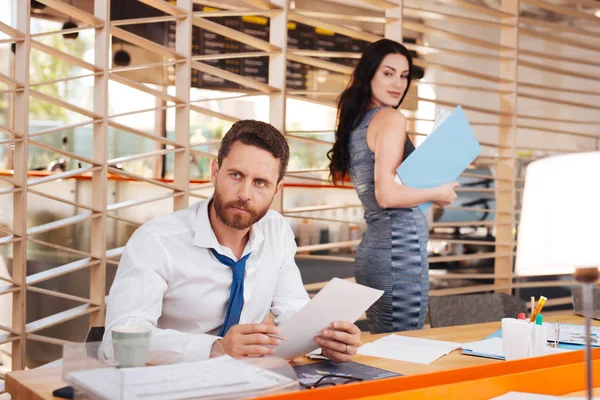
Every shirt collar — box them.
[192,197,265,260]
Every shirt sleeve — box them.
[270,222,310,325]
[104,227,220,363]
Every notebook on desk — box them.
[396,105,482,213]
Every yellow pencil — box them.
[530,296,547,322]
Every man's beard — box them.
[212,191,270,230]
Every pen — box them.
[530,296,547,322]
[316,370,351,377]
[530,296,535,319]
[267,334,288,340]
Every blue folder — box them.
[396,106,482,213]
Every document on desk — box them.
[490,392,584,399]
[396,105,481,213]
[357,334,461,364]
[274,278,383,360]
[67,355,296,400]
[543,322,600,346]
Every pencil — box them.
[530,296,547,322]
[530,296,535,318]
[267,333,288,340]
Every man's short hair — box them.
[217,120,290,183]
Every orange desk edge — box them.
[265,348,600,400]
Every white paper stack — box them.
[67,355,296,400]
[357,334,461,364]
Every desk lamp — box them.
[516,151,600,399]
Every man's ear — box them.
[275,180,284,194]
[210,159,219,185]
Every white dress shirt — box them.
[104,198,310,363]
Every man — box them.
[105,120,361,363]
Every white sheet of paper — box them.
[355,334,460,364]
[357,342,450,364]
[68,355,295,400]
[274,278,383,360]
[305,348,329,360]
[490,392,584,400]
[375,334,460,354]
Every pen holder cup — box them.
[530,323,548,357]
[502,318,532,361]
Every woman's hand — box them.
[434,182,459,208]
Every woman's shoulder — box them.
[373,107,406,122]
[369,107,407,133]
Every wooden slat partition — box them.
[25,305,99,334]
[34,0,104,26]
[10,0,30,370]
[26,259,101,286]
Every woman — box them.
[328,39,458,333]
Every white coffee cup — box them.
[98,325,151,368]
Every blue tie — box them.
[211,248,252,337]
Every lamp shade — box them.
[515,151,600,276]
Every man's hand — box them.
[314,321,361,363]
[214,319,281,358]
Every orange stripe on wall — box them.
[0,169,353,190]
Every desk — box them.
[5,314,592,400]
[294,314,588,376]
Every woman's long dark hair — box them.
[328,39,413,185]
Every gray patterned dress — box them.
[348,106,429,333]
